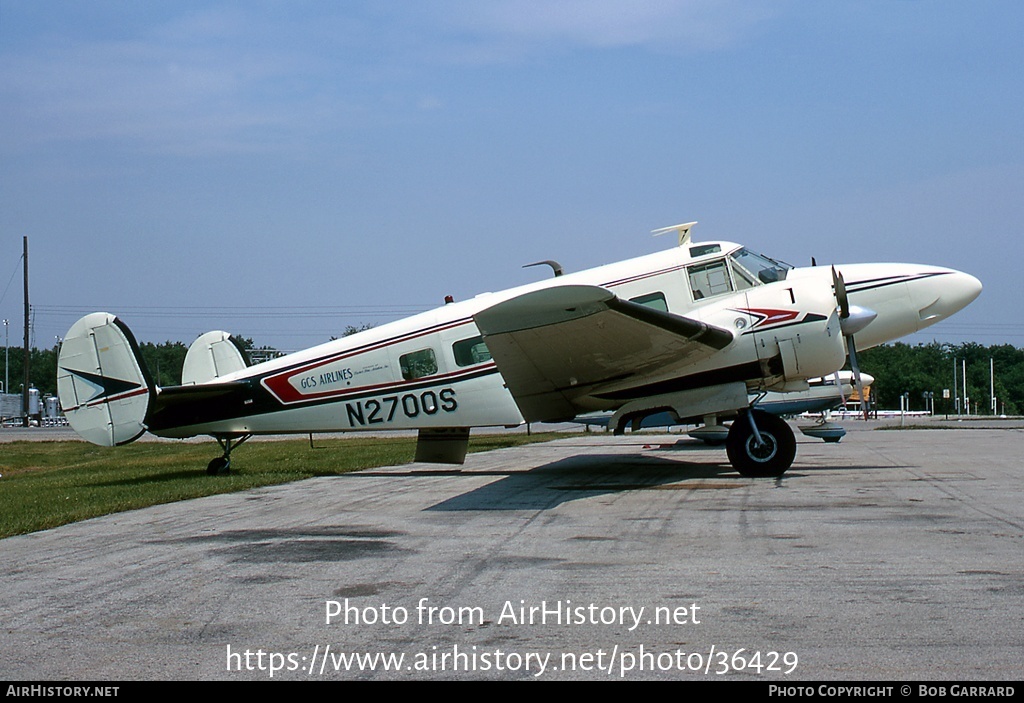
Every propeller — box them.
[832,266,877,419]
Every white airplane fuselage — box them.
[143,241,980,439]
[57,231,981,476]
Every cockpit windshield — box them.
[729,248,793,286]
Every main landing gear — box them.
[726,409,796,478]
[207,434,252,475]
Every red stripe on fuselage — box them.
[265,361,498,405]
[734,308,800,328]
[603,263,688,289]
[261,317,480,404]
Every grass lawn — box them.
[0,432,565,538]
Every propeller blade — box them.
[846,335,869,420]
[833,369,846,406]
[832,266,850,320]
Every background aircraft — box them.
[577,370,875,444]
[56,224,981,478]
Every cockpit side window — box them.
[687,259,733,301]
[729,259,758,291]
[730,248,792,285]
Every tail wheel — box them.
[726,409,796,478]
[206,434,250,476]
[206,457,230,475]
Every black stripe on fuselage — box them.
[844,271,950,295]
[146,364,501,433]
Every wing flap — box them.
[473,285,733,422]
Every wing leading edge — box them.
[473,285,733,422]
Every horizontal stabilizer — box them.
[57,313,154,446]
[144,381,251,434]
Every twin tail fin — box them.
[58,314,250,446]
[57,313,155,446]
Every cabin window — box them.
[453,336,492,367]
[629,292,669,312]
[687,259,733,300]
[689,244,721,258]
[399,348,438,380]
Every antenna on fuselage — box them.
[522,260,564,277]
[652,221,697,247]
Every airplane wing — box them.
[473,285,733,422]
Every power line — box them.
[0,254,23,311]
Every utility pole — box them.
[958,360,966,415]
[990,358,995,415]
[54,336,62,416]
[22,236,30,427]
[953,357,959,415]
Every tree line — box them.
[2,341,191,398]
[857,341,1022,415]
[3,326,370,401]
[4,338,1022,416]
[3,335,285,398]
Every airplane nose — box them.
[917,270,982,323]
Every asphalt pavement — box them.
[2,419,1022,681]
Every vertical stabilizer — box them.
[57,313,154,446]
[182,330,248,385]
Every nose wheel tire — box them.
[726,409,796,478]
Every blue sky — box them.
[1,1,1021,353]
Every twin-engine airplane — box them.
[57,223,981,478]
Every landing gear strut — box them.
[726,409,796,478]
[207,434,251,475]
